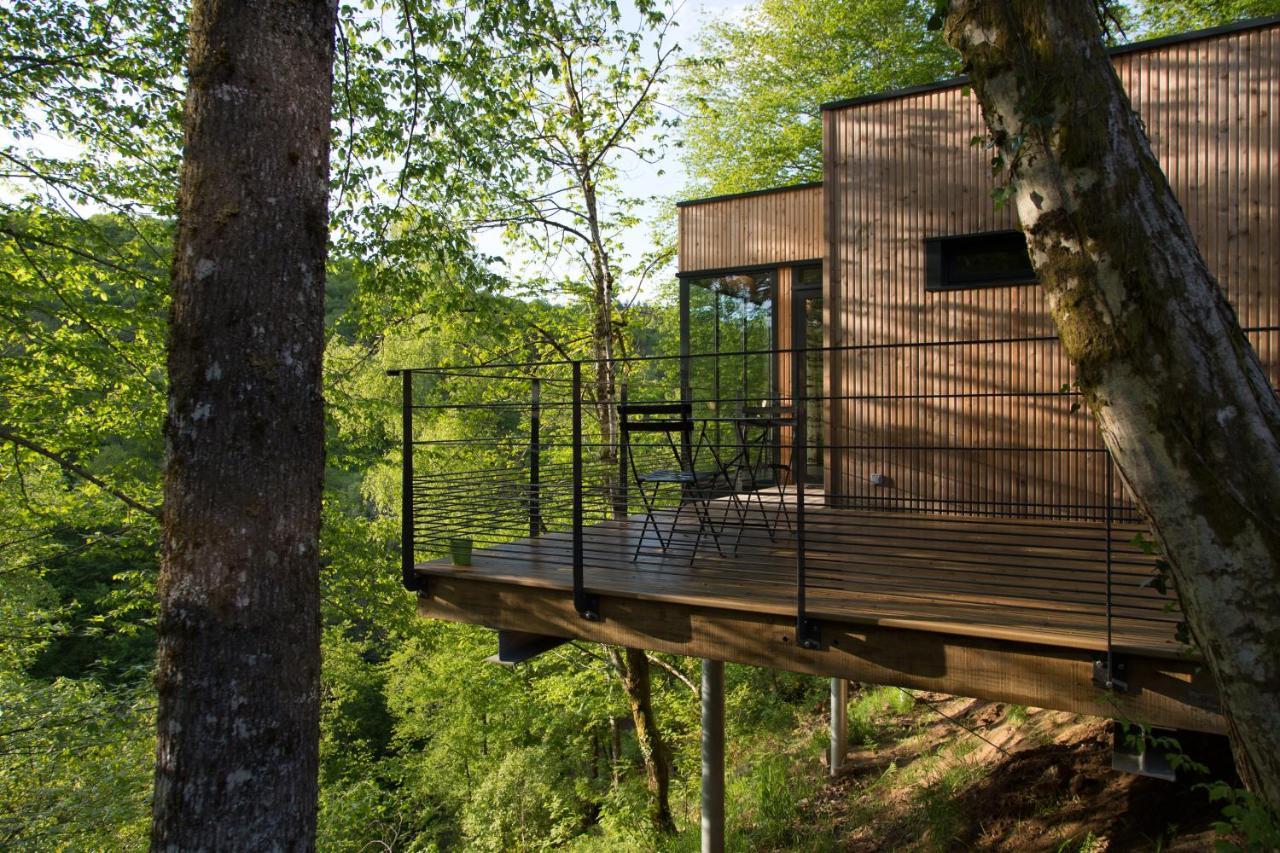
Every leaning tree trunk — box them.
[153,0,337,848]
[608,647,676,834]
[944,0,1280,811]
[563,69,675,836]
[578,163,622,518]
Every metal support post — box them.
[830,678,848,775]
[701,659,725,853]
[615,382,629,519]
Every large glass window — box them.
[683,271,776,417]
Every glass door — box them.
[792,266,824,487]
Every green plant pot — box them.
[450,537,473,567]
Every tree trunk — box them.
[608,647,676,834]
[573,124,622,517]
[556,57,623,514]
[153,0,337,848]
[945,0,1280,811]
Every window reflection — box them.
[685,272,776,416]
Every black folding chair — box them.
[728,404,795,544]
[619,402,728,562]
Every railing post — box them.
[529,375,542,538]
[1093,448,1127,692]
[792,348,819,649]
[615,382,629,519]
[1105,453,1114,659]
[680,380,694,477]
[399,370,424,592]
[572,361,599,620]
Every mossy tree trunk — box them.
[944,0,1280,812]
[608,647,677,834]
[153,0,337,848]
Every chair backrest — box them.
[619,401,697,475]
[619,402,694,436]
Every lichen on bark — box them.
[946,0,1280,814]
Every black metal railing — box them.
[390,341,1173,674]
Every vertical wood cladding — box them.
[677,185,824,273]
[822,23,1279,515]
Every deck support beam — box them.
[829,677,848,775]
[701,659,725,853]
[421,579,1224,734]
[486,630,569,666]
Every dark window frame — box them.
[678,267,780,416]
[924,229,1038,292]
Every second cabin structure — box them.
[395,17,1279,740]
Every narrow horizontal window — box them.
[924,230,1037,292]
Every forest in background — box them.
[2,0,1278,848]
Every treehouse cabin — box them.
[394,16,1279,741]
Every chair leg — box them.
[774,466,794,535]
[740,489,769,548]
[700,465,739,554]
[632,482,667,561]
[688,487,726,563]
[739,459,773,547]
[667,486,702,559]
[686,499,705,563]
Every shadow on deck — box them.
[414,498,1223,734]
[418,501,1179,655]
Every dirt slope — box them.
[802,691,1236,852]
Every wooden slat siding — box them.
[677,185,824,273]
[823,22,1280,515]
[823,110,845,495]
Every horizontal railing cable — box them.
[392,343,1180,656]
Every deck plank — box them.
[415,506,1185,657]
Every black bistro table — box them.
[691,408,796,549]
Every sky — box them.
[482,0,754,303]
[0,0,754,304]
[617,0,752,199]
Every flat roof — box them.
[675,180,822,209]
[676,14,1279,210]
[820,13,1280,112]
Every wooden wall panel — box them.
[678,185,824,273]
[823,22,1280,517]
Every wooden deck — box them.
[414,503,1224,733]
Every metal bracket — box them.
[1111,721,1176,781]
[487,630,570,666]
[1092,652,1129,692]
[797,618,822,650]
[575,590,601,622]
[401,558,428,594]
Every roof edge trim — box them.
[676,180,823,209]
[819,14,1280,112]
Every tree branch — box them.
[0,425,160,518]
[646,653,699,697]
